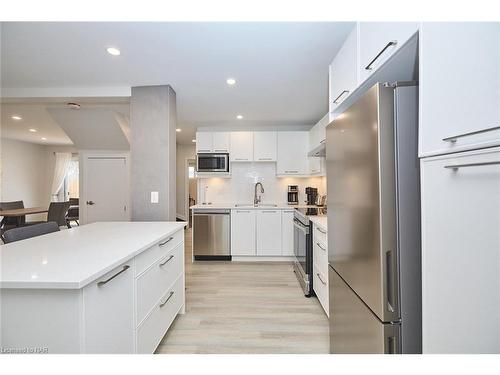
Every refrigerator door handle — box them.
[385,249,396,313]
[385,334,400,354]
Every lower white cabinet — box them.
[256,210,282,256]
[421,147,500,353]
[281,210,295,256]
[312,223,329,316]
[231,210,256,255]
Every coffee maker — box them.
[287,185,299,205]
[305,187,318,206]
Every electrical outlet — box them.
[151,191,159,203]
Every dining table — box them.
[0,207,48,226]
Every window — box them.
[188,165,196,179]
[64,159,79,199]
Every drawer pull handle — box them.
[316,227,327,234]
[316,242,326,251]
[159,237,174,246]
[365,40,397,70]
[316,273,327,285]
[159,255,174,267]
[444,161,500,170]
[97,265,130,287]
[214,149,228,152]
[332,90,349,104]
[442,125,500,143]
[285,170,298,174]
[159,291,175,308]
[259,158,273,161]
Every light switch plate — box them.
[151,191,159,203]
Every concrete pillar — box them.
[130,85,176,221]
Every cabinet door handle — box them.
[258,158,273,161]
[234,158,248,161]
[316,242,326,251]
[261,210,277,213]
[316,227,327,234]
[236,210,251,213]
[198,149,211,152]
[97,265,130,287]
[365,40,397,70]
[332,90,350,104]
[159,237,174,246]
[316,273,327,285]
[320,139,326,144]
[159,291,175,308]
[444,161,500,170]
[442,125,500,143]
[214,149,228,152]
[159,255,174,267]
[285,170,298,174]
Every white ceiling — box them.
[1,22,355,144]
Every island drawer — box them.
[135,229,184,276]
[313,223,327,246]
[313,263,329,317]
[136,243,184,325]
[136,274,184,354]
[313,237,328,276]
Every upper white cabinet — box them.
[196,132,230,153]
[256,210,282,256]
[212,132,231,153]
[254,132,277,161]
[421,147,500,353]
[196,132,213,153]
[419,22,500,157]
[329,26,358,112]
[277,131,309,176]
[230,132,254,162]
[309,114,329,152]
[358,22,419,82]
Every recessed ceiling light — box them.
[176,128,181,132]
[11,115,22,121]
[29,128,37,133]
[192,139,196,143]
[106,47,121,56]
[236,115,243,120]
[41,137,47,141]
[226,78,236,85]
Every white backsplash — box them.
[197,162,326,205]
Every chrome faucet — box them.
[254,182,264,206]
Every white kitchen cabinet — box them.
[83,261,135,353]
[256,210,282,256]
[254,131,277,161]
[419,22,500,157]
[231,210,256,255]
[277,131,309,176]
[329,26,358,112]
[281,210,295,256]
[309,114,329,152]
[196,132,230,153]
[230,132,254,162]
[421,147,500,353]
[196,132,213,153]
[212,132,231,153]
[309,157,325,176]
[358,22,419,82]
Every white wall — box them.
[0,139,50,220]
[176,144,196,220]
[198,162,326,205]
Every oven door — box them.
[293,216,312,295]
[196,153,229,172]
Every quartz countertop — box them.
[190,203,318,210]
[0,222,186,290]
[309,216,327,232]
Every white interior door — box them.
[85,156,128,224]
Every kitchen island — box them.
[0,221,186,354]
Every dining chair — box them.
[0,201,26,239]
[2,221,60,244]
[28,202,71,228]
[66,198,79,228]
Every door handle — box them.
[97,265,130,287]
[86,201,95,205]
[332,90,349,104]
[365,40,397,70]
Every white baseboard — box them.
[231,256,295,262]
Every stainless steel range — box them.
[293,207,327,297]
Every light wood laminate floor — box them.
[156,228,329,354]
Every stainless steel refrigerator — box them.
[326,82,421,354]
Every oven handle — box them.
[293,218,309,235]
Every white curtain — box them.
[51,152,72,202]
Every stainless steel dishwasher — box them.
[192,209,231,260]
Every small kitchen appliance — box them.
[287,185,299,205]
[305,187,318,205]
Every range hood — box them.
[307,142,326,157]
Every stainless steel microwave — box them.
[196,153,229,173]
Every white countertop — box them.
[0,222,186,290]
[190,203,319,210]
[309,216,327,232]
